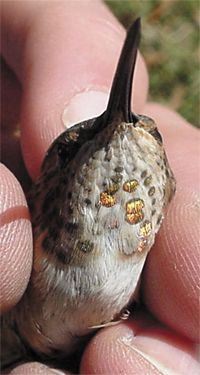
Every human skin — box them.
[0,1,199,374]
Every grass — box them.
[106,0,199,127]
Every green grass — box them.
[106,0,199,127]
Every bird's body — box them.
[1,19,175,368]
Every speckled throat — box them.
[1,18,175,368]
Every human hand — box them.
[1,1,199,374]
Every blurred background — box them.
[106,0,199,128]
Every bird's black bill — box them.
[104,18,141,124]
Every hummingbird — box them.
[1,18,175,368]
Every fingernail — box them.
[51,370,66,375]
[115,325,167,373]
[62,90,109,128]
[116,324,196,375]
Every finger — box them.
[1,129,32,193]
[80,311,199,374]
[1,1,149,179]
[0,164,33,313]
[0,59,31,191]
[1,58,22,131]
[143,102,199,192]
[2,361,71,375]
[141,103,200,341]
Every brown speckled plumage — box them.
[1,19,175,368]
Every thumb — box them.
[1,1,148,179]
